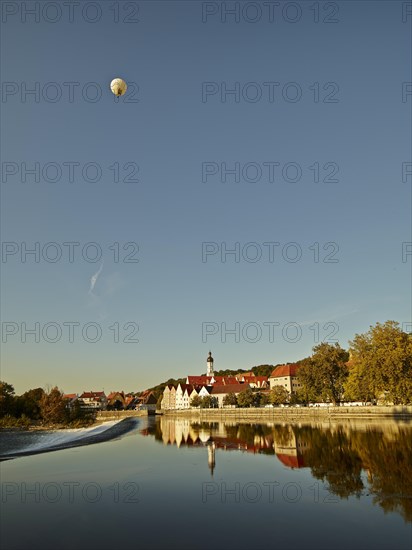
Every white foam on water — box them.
[15,421,119,453]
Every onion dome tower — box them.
[207,351,214,377]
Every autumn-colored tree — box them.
[348,321,412,404]
[39,387,68,423]
[0,382,16,417]
[15,387,45,419]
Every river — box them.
[0,416,411,549]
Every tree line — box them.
[0,384,94,428]
[296,321,412,405]
[191,321,412,407]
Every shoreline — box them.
[161,405,412,422]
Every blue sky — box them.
[1,1,411,394]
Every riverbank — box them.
[162,405,412,422]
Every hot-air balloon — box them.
[110,78,127,97]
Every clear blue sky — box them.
[1,1,411,394]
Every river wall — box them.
[96,410,149,421]
[161,405,412,422]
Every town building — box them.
[210,383,247,408]
[63,393,79,410]
[79,391,107,410]
[236,374,269,388]
[160,352,267,410]
[135,390,157,412]
[161,385,177,410]
[269,364,302,394]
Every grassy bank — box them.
[0,414,96,431]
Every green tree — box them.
[349,321,412,404]
[310,343,349,405]
[251,365,275,378]
[223,393,238,406]
[257,392,269,406]
[191,395,202,408]
[344,361,375,403]
[269,386,290,405]
[237,388,255,408]
[296,357,323,403]
[0,382,16,417]
[200,396,218,408]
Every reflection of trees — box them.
[143,418,412,522]
[351,429,412,523]
[236,423,272,445]
[273,424,296,447]
[297,426,364,498]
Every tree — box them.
[310,343,349,405]
[237,388,255,408]
[257,392,269,406]
[39,387,68,423]
[200,396,218,409]
[296,357,323,403]
[348,321,412,405]
[251,365,275,378]
[269,386,290,405]
[223,393,238,406]
[0,382,16,417]
[344,361,375,403]
[191,395,202,408]
[15,388,45,419]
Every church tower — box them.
[208,442,216,477]
[207,351,214,377]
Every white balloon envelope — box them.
[110,78,127,97]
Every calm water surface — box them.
[1,417,411,550]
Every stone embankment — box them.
[96,410,149,421]
[161,405,412,423]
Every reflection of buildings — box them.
[139,419,412,524]
[273,425,307,469]
[141,418,309,475]
[208,442,215,476]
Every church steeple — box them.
[207,351,214,376]
[208,442,216,477]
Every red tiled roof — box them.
[107,391,125,400]
[63,393,77,400]
[270,364,300,378]
[276,453,305,469]
[213,376,239,385]
[187,376,213,385]
[80,391,105,399]
[210,383,248,395]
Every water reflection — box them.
[141,417,412,523]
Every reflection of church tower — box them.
[208,442,216,476]
[207,351,214,377]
